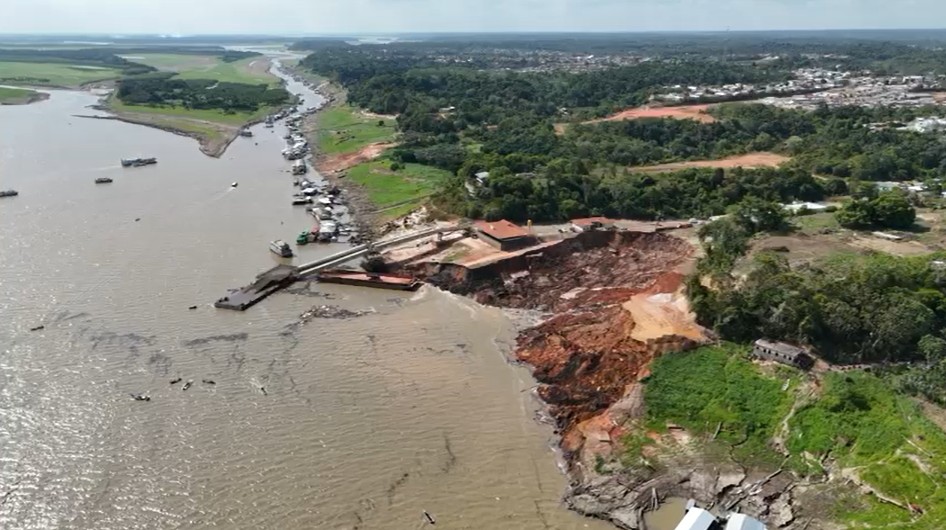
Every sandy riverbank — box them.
[0,90,50,106]
[77,109,244,157]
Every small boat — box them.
[292,160,307,175]
[317,197,333,206]
[292,196,313,205]
[270,239,293,258]
[121,157,157,168]
[239,129,253,137]
[301,187,319,196]
[95,177,113,184]
[231,182,238,188]
[0,189,19,198]
[296,231,311,245]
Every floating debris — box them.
[259,386,267,396]
[29,325,45,332]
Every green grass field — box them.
[0,86,42,104]
[347,158,450,211]
[108,98,269,126]
[318,105,396,154]
[0,61,121,87]
[127,54,279,86]
[641,345,946,528]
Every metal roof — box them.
[674,507,717,530]
[474,219,530,240]
[725,514,767,530]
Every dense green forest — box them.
[116,73,289,112]
[302,44,946,222]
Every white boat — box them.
[292,160,307,175]
[301,187,319,196]
[317,197,333,205]
[269,240,293,258]
[292,196,313,205]
[318,220,338,241]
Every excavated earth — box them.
[408,230,821,530]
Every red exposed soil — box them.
[316,141,397,174]
[593,104,716,124]
[412,230,708,464]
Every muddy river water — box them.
[0,57,622,529]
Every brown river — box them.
[0,58,617,529]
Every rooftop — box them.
[475,219,531,240]
[754,339,809,358]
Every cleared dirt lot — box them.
[631,152,790,173]
[591,104,716,124]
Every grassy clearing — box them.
[643,346,946,527]
[0,61,121,87]
[126,53,218,71]
[130,54,279,86]
[173,56,278,86]
[347,158,450,210]
[644,344,796,465]
[0,86,42,104]
[788,372,946,526]
[793,212,841,233]
[108,97,270,126]
[318,105,396,154]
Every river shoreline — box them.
[396,229,814,529]
[286,67,386,237]
[75,109,245,157]
[0,90,50,105]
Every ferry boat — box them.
[94,177,113,184]
[121,157,157,168]
[269,240,293,258]
[0,189,18,198]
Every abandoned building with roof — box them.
[751,339,815,370]
[474,219,534,251]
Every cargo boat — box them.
[121,157,157,167]
[316,269,422,291]
[269,239,293,258]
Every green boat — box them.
[296,231,310,245]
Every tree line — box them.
[116,73,288,113]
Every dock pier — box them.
[214,224,466,310]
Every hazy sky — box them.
[4,0,944,34]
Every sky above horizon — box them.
[4,0,945,34]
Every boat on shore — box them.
[121,157,157,168]
[292,160,307,175]
[292,195,313,205]
[0,189,18,198]
[317,269,422,291]
[318,219,338,241]
[239,129,253,137]
[269,239,293,258]
[94,177,113,184]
